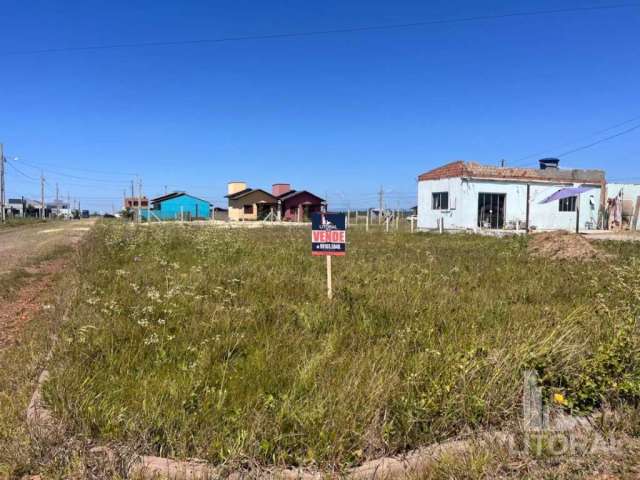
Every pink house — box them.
[272,184,326,221]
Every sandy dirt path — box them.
[0,220,95,274]
[0,219,96,349]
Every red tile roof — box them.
[418,161,605,185]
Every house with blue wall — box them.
[142,192,212,221]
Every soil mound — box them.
[528,231,610,261]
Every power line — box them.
[5,158,39,181]
[512,115,640,166]
[512,114,640,166]
[10,158,136,177]
[557,122,640,157]
[13,157,133,185]
[3,3,639,56]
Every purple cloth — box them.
[539,186,595,204]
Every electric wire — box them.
[3,3,638,56]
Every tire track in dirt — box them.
[0,257,69,350]
[0,220,94,350]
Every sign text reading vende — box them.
[312,230,346,243]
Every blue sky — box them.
[1,0,638,211]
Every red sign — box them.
[311,212,346,256]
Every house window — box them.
[432,192,449,210]
[559,196,577,212]
[244,205,253,214]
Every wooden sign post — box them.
[311,212,346,300]
[326,256,332,299]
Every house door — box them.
[302,204,311,221]
[256,203,273,220]
[478,193,506,229]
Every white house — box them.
[417,159,606,232]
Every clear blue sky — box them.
[1,0,639,212]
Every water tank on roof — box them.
[227,181,247,195]
[539,158,560,170]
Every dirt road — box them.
[0,219,95,349]
[0,220,95,274]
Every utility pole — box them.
[131,180,135,199]
[40,172,45,219]
[378,185,384,224]
[55,182,60,217]
[0,143,5,223]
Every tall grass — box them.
[45,224,640,469]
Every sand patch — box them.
[528,231,611,261]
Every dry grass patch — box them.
[41,224,640,471]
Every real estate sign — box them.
[311,212,346,256]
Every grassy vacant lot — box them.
[45,224,640,470]
[0,217,46,230]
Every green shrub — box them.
[45,224,640,468]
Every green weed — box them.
[44,224,640,469]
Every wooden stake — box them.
[632,196,640,231]
[326,255,332,300]
[575,194,581,234]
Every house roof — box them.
[278,190,325,203]
[150,191,211,205]
[224,188,253,199]
[418,161,605,185]
[275,189,296,198]
[225,188,277,202]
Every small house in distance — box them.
[212,207,229,221]
[417,159,606,232]
[226,182,278,221]
[142,192,211,221]
[124,196,149,209]
[272,183,326,221]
